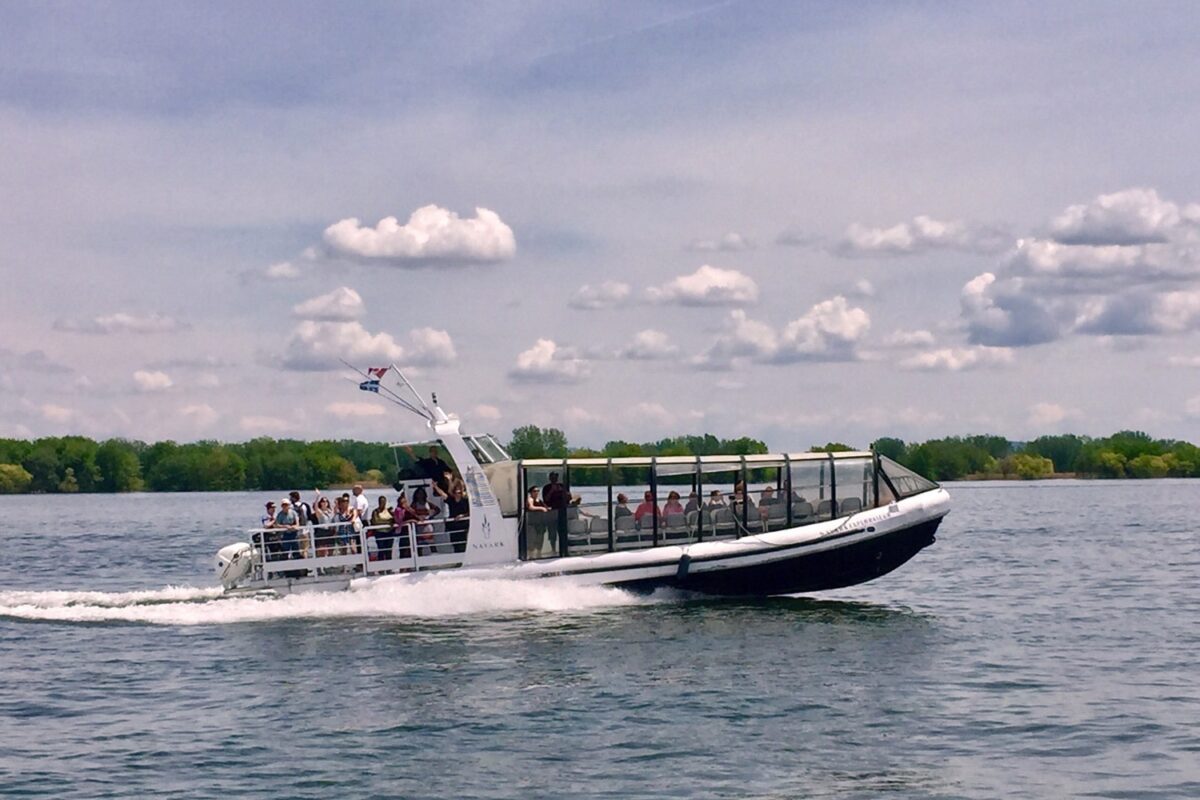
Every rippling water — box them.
[1,481,1197,799]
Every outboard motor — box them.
[215,542,253,589]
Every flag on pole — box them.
[359,379,380,393]
[367,366,389,378]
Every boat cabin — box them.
[513,450,938,561]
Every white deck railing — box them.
[244,519,467,583]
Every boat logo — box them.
[481,518,491,540]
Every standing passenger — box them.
[542,472,569,558]
[370,495,394,560]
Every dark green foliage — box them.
[872,437,907,462]
[1024,435,1084,473]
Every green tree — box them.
[1127,453,1169,479]
[1024,434,1085,473]
[873,437,906,462]
[810,442,854,453]
[96,439,143,492]
[57,467,80,493]
[22,443,61,493]
[1000,453,1054,479]
[508,426,569,459]
[0,463,33,493]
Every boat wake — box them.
[0,574,660,626]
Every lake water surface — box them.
[1,481,1197,798]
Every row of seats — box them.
[560,497,867,552]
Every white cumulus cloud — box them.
[686,232,754,252]
[281,319,456,372]
[648,265,759,307]
[694,297,870,369]
[133,369,173,392]
[473,404,502,421]
[1049,187,1199,246]
[293,287,364,321]
[322,205,516,265]
[837,215,1007,257]
[179,403,218,427]
[265,261,301,279]
[898,346,1014,372]
[1028,402,1077,428]
[509,339,590,384]
[884,329,936,347]
[40,404,75,423]
[618,329,679,360]
[569,281,631,310]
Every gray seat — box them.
[614,515,639,547]
[566,518,590,550]
[765,502,787,531]
[711,507,736,539]
[840,497,863,515]
[663,512,688,540]
[816,499,837,520]
[792,500,815,524]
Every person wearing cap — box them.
[261,501,281,560]
[275,497,300,563]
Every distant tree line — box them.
[873,431,1200,481]
[0,437,397,494]
[0,429,1196,494]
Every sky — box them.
[2,0,1200,450]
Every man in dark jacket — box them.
[542,471,569,557]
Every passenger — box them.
[350,484,370,525]
[409,445,453,489]
[634,490,660,529]
[392,492,415,559]
[260,501,280,560]
[432,468,455,500]
[334,495,356,554]
[614,493,633,519]
[704,489,725,512]
[731,488,757,527]
[684,491,701,514]
[663,490,685,518]
[289,490,314,557]
[410,486,442,555]
[542,471,569,557]
[312,496,336,557]
[525,486,550,512]
[370,495,394,560]
[445,479,470,551]
[275,498,300,561]
[524,487,550,557]
[760,486,776,505]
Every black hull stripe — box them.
[537,516,940,579]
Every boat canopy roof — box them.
[520,451,874,470]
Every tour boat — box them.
[214,365,950,597]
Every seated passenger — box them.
[704,490,725,511]
[684,491,700,514]
[731,490,757,526]
[760,486,777,505]
[663,490,685,517]
[614,493,633,518]
[634,491,660,529]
